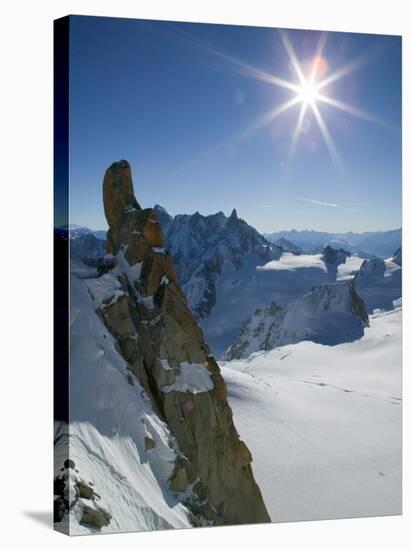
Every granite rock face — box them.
[103,159,141,228]
[99,160,270,526]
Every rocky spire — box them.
[392,246,402,266]
[103,160,141,228]
[100,160,270,526]
[227,208,238,225]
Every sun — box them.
[297,80,320,107]
[200,30,381,169]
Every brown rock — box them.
[99,160,270,526]
[102,296,136,340]
[139,209,164,247]
[103,160,140,227]
[144,436,156,450]
[81,505,111,530]
[77,479,95,500]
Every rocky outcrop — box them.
[355,257,386,281]
[322,245,351,281]
[225,282,369,359]
[54,459,111,531]
[353,249,402,312]
[103,160,141,228]
[98,160,270,526]
[225,302,285,360]
[392,247,402,266]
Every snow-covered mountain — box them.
[225,244,401,360]
[221,304,401,522]
[60,224,107,241]
[153,204,173,234]
[273,237,302,253]
[156,206,282,320]
[70,232,106,259]
[67,204,400,358]
[264,228,401,258]
[354,247,402,312]
[225,282,369,359]
[152,206,371,356]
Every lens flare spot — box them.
[309,56,328,80]
[184,400,194,413]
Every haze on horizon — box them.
[66,17,401,234]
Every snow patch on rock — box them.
[160,362,214,394]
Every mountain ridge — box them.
[225,281,369,360]
[264,228,401,258]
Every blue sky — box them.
[68,16,401,233]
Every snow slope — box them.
[54,262,192,535]
[221,306,402,522]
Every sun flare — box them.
[200,30,381,170]
[297,80,320,107]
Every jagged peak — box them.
[392,246,402,266]
[228,208,238,221]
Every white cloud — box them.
[297,197,361,214]
[297,196,338,208]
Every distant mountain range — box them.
[70,232,106,258]
[264,228,401,258]
[66,210,401,356]
[66,222,402,260]
[61,224,107,241]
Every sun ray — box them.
[197,43,301,93]
[241,96,302,139]
[288,102,307,161]
[178,29,383,171]
[279,31,306,84]
[317,51,370,90]
[174,96,302,173]
[312,103,342,169]
[316,93,384,125]
[309,32,328,84]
